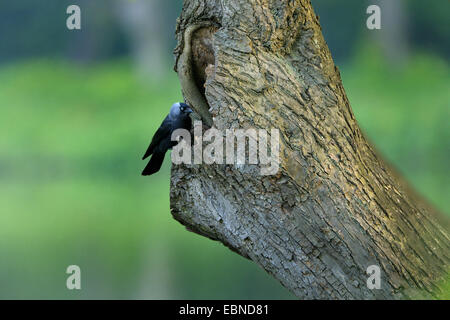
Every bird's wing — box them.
[142,116,172,160]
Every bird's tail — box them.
[142,151,166,176]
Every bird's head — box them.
[170,102,193,118]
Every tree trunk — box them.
[371,0,410,65]
[170,0,449,299]
[115,0,169,78]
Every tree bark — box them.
[170,0,449,299]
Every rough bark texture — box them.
[170,0,450,299]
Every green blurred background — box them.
[0,0,448,299]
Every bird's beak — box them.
[186,107,193,114]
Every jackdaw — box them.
[142,102,193,176]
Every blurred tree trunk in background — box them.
[115,0,169,78]
[66,0,116,62]
[134,242,175,299]
[170,0,449,299]
[371,0,410,64]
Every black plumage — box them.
[142,102,192,176]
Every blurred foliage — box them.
[408,0,450,57]
[0,43,448,298]
[0,0,127,62]
[314,0,450,62]
[0,0,182,64]
[0,0,448,65]
[437,273,450,300]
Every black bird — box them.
[142,102,193,176]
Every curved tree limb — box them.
[175,22,214,126]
